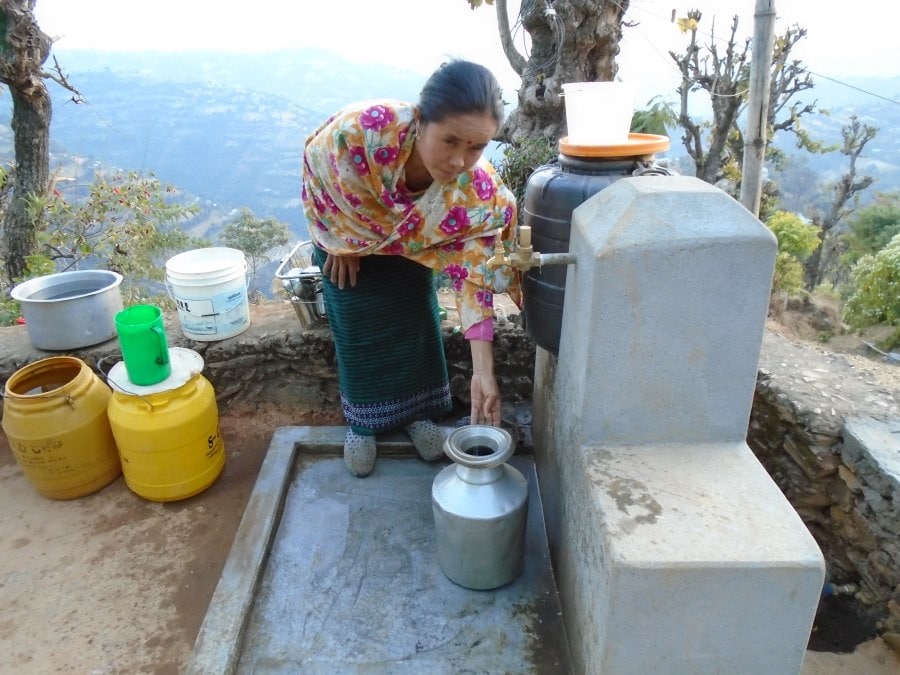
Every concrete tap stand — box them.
[533,176,826,675]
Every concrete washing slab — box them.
[186,426,571,674]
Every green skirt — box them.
[313,245,452,435]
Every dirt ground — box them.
[0,305,898,673]
[0,400,312,674]
[768,294,899,369]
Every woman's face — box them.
[415,111,498,184]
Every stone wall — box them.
[0,301,538,431]
[1,300,897,632]
[749,340,899,634]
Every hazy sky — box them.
[33,0,898,103]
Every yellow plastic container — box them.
[1,356,121,500]
[106,348,225,502]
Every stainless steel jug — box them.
[432,425,528,590]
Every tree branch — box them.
[41,55,84,103]
[495,0,527,75]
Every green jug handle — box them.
[151,325,170,365]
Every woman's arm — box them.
[469,338,502,426]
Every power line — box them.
[808,72,900,107]
[623,1,900,107]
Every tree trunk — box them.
[674,14,750,186]
[0,0,52,281]
[499,0,629,145]
[803,117,876,289]
[4,87,50,280]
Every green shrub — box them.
[0,296,19,326]
[842,192,900,266]
[24,171,201,305]
[765,210,820,261]
[812,281,841,304]
[765,211,821,294]
[772,251,806,294]
[842,232,900,329]
[881,328,900,351]
[497,136,557,204]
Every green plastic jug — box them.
[114,304,171,386]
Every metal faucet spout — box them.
[538,252,577,267]
[485,237,510,271]
[486,225,576,272]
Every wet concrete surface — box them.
[188,426,570,674]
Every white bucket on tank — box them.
[165,247,250,341]
[562,81,635,146]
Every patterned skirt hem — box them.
[343,382,452,434]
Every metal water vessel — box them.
[432,425,528,590]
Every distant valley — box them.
[0,49,896,249]
[0,49,429,244]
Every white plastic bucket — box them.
[165,247,250,341]
[562,81,635,146]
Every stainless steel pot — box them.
[432,425,529,590]
[280,266,326,329]
[11,270,124,350]
[275,240,328,329]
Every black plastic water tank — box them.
[522,136,672,355]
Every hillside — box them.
[0,50,896,246]
[26,70,323,240]
[0,49,428,243]
[772,75,900,213]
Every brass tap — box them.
[486,225,542,272]
[485,236,508,270]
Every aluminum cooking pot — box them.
[11,270,124,350]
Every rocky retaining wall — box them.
[1,301,897,634]
[749,341,899,636]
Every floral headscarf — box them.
[301,100,521,332]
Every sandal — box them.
[405,420,446,462]
[344,429,376,477]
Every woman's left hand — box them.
[322,253,360,289]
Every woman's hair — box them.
[417,60,504,126]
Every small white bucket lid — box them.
[108,347,205,395]
[166,247,245,276]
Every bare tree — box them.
[471,0,630,144]
[805,115,876,288]
[670,11,816,188]
[673,11,748,185]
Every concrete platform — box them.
[187,426,571,674]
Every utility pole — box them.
[739,0,777,218]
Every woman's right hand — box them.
[468,339,502,426]
[322,253,360,289]
[470,371,502,426]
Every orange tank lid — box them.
[559,133,670,158]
